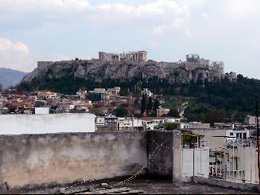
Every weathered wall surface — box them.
[147,131,174,178]
[189,129,226,149]
[0,113,95,135]
[0,131,147,188]
[172,130,182,181]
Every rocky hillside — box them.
[23,59,223,84]
[0,68,27,89]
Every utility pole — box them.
[255,95,260,184]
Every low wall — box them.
[0,131,147,188]
[0,113,95,135]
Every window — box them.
[230,132,233,136]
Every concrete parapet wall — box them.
[147,131,174,178]
[0,131,147,188]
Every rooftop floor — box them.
[120,178,251,194]
[10,178,253,194]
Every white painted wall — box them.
[180,123,189,129]
[243,146,259,184]
[165,118,181,123]
[226,129,250,140]
[182,148,193,177]
[194,148,209,178]
[95,116,105,125]
[182,147,209,178]
[0,113,95,135]
[132,119,143,127]
[35,107,50,114]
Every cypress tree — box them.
[140,94,146,115]
[153,98,160,111]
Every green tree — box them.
[86,93,96,101]
[113,107,129,117]
[147,96,153,115]
[164,123,179,130]
[89,108,104,115]
[204,109,225,126]
[134,98,140,108]
[182,131,203,148]
[168,108,180,117]
[153,99,160,111]
[120,88,129,96]
[140,94,146,115]
[148,97,153,110]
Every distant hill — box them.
[0,67,27,89]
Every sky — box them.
[0,0,259,79]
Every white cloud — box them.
[97,0,186,15]
[0,38,29,54]
[0,0,90,31]
[0,39,79,72]
[0,0,89,12]
[94,0,190,34]
[0,0,192,34]
[0,38,32,71]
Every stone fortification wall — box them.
[0,131,147,188]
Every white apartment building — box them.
[244,115,260,125]
[118,117,143,131]
[141,117,166,130]
[107,87,121,96]
[95,115,143,131]
[226,129,252,143]
[180,122,210,129]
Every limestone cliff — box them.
[22,59,224,84]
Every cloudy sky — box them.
[0,0,259,78]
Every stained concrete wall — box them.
[0,131,147,188]
[147,131,174,178]
[0,113,95,135]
